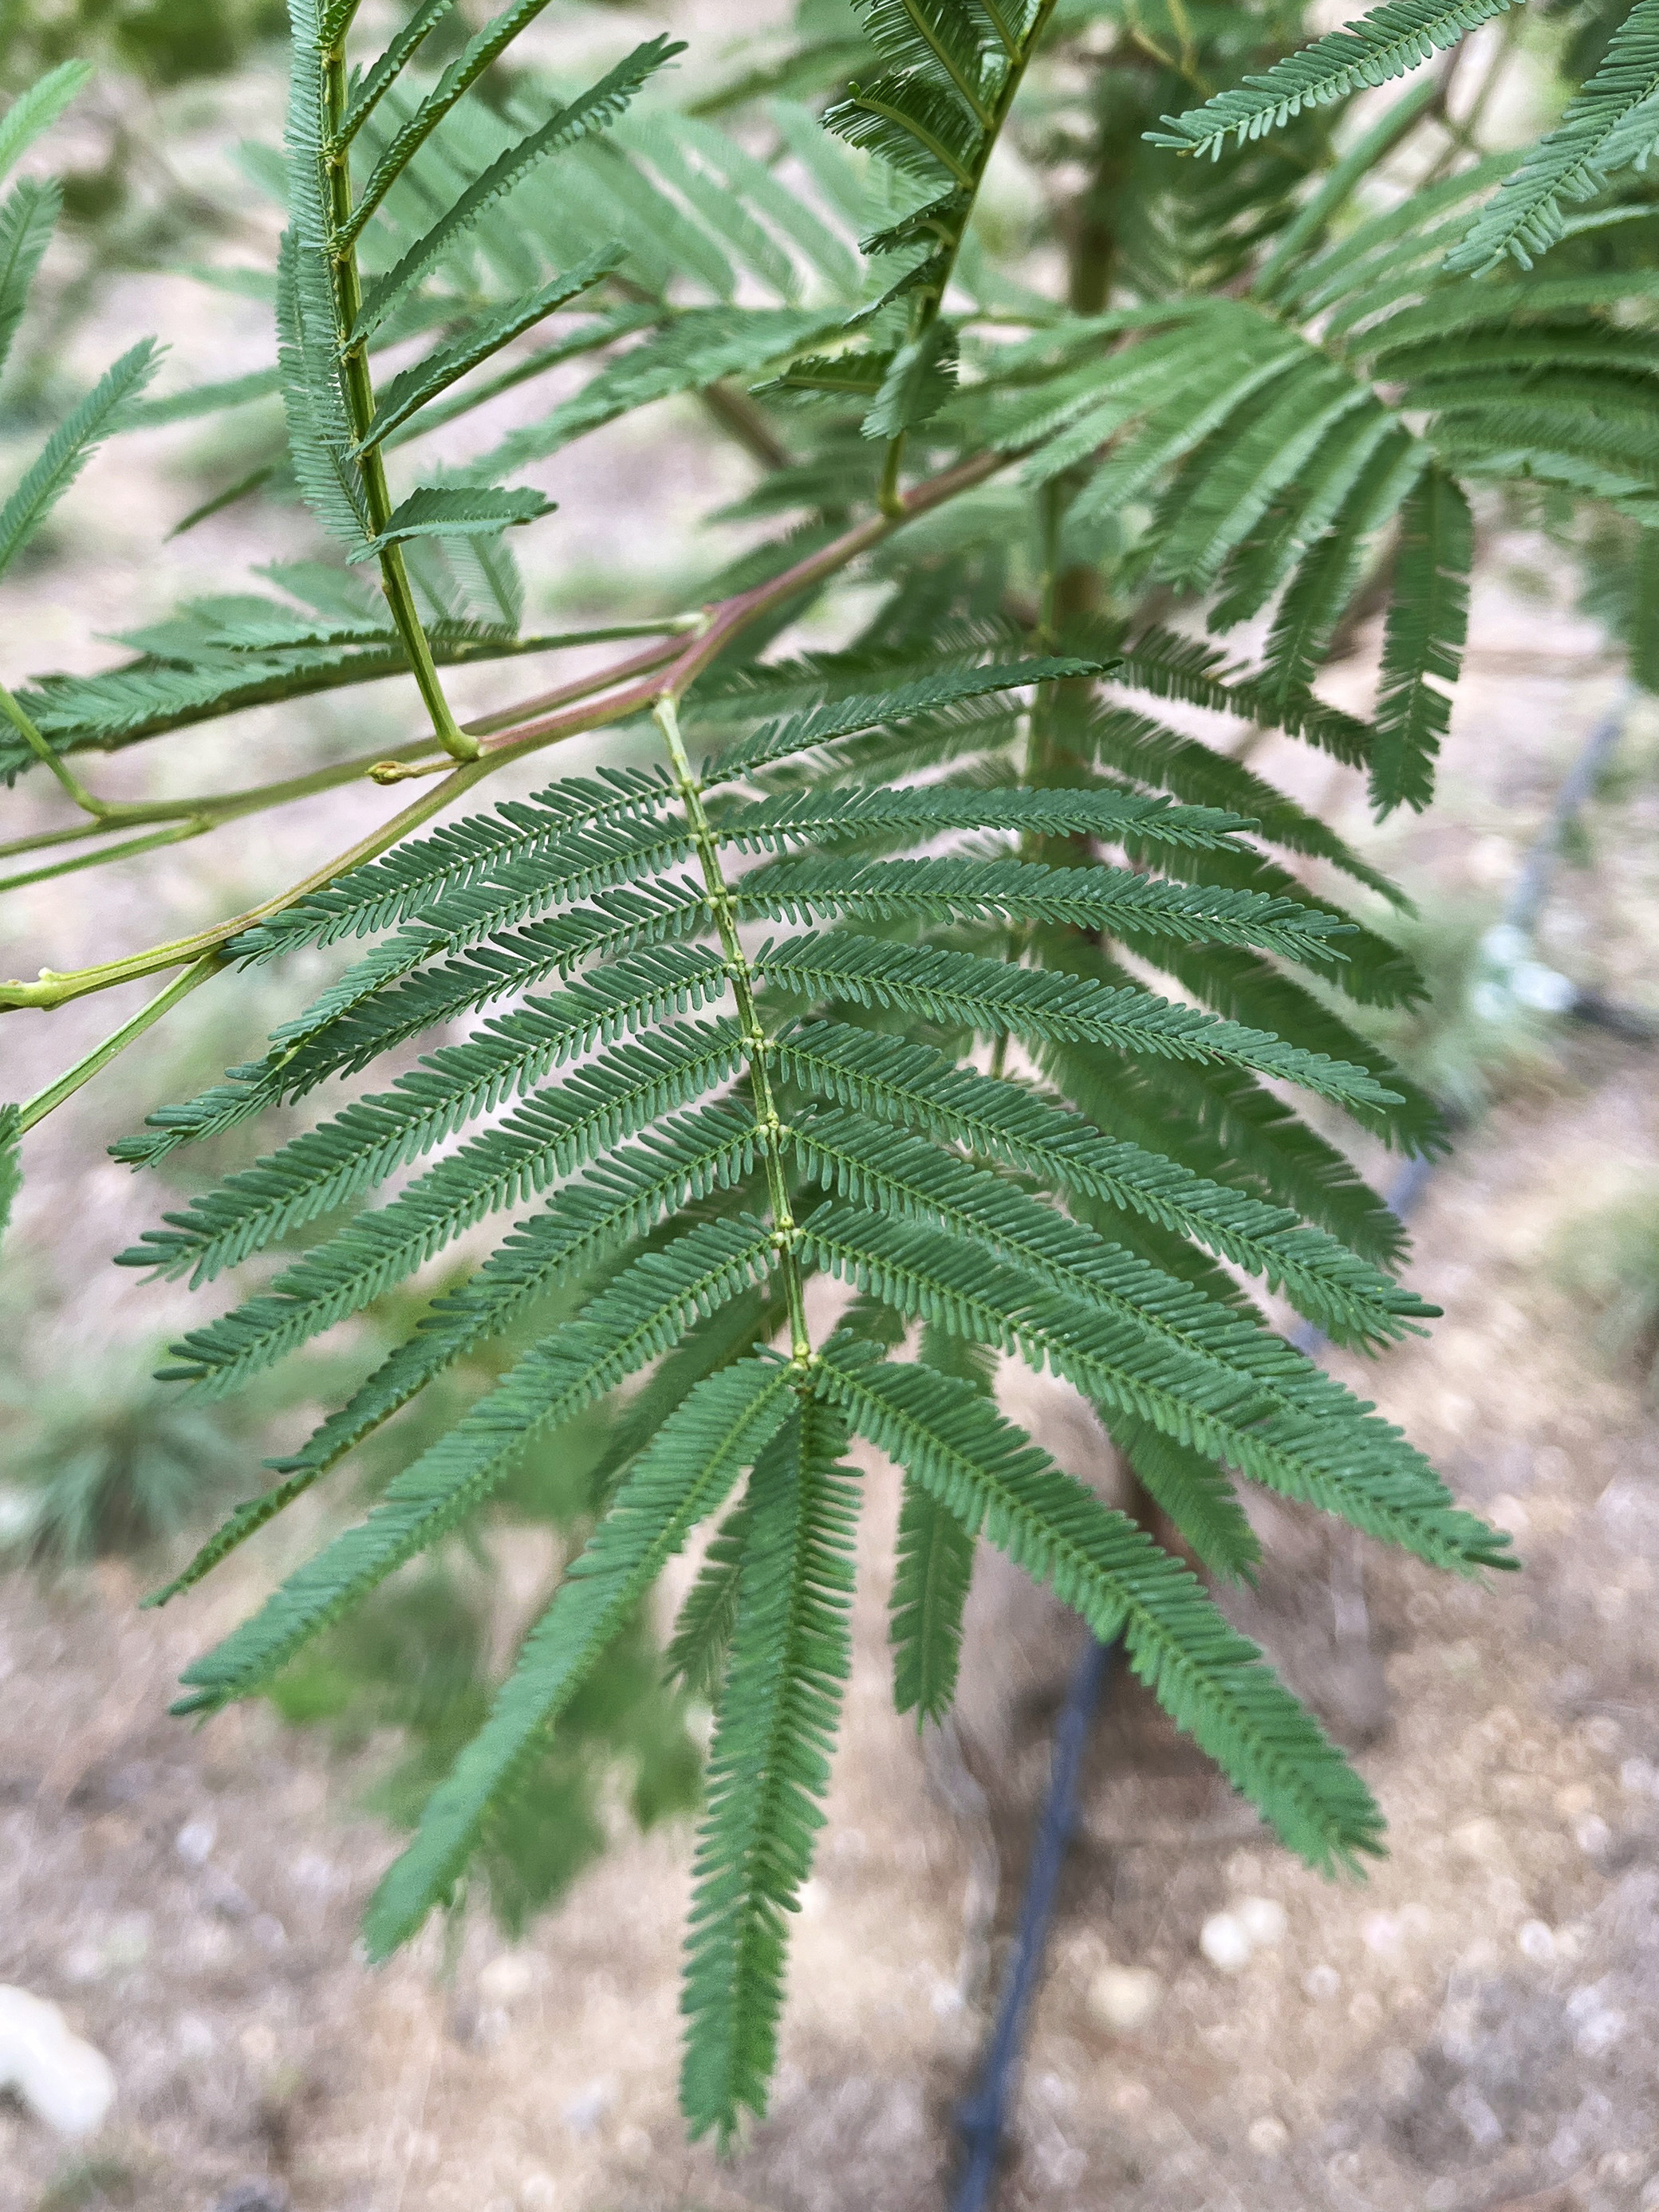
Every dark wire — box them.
[948,688,1645,2212]
[951,1635,1115,2212]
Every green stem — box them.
[322,36,478,764]
[0,680,112,818]
[0,821,206,897]
[18,954,221,1132]
[2,446,1011,1012]
[652,695,813,1368]
[0,756,497,1010]
[876,0,1060,507]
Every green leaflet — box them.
[339,0,566,246]
[1447,0,1659,273]
[349,39,686,345]
[0,178,60,380]
[336,0,454,147]
[169,1214,778,1711]
[349,484,555,561]
[0,61,93,185]
[120,1021,743,1285]
[702,656,1112,780]
[680,1393,859,2144]
[735,853,1357,965]
[363,1355,798,1958]
[353,249,627,451]
[861,320,959,440]
[818,1348,1385,1873]
[116,939,730,1170]
[128,364,283,427]
[1148,2,1523,157]
[469,306,845,471]
[1102,1409,1262,1582]
[771,1022,1429,1347]
[161,1100,757,1399]
[890,1474,976,1722]
[801,1210,1509,1574]
[711,783,1253,854]
[889,1326,990,1723]
[0,1103,20,1252]
[0,340,160,582]
[232,765,682,959]
[144,1109,764,1609]
[665,1497,754,1702]
[1370,469,1473,816]
[760,936,1403,1110]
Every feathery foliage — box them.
[16,0,1640,2147]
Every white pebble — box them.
[1516,1919,1556,1963]
[0,1986,115,2136]
[1236,1896,1287,1949]
[1361,1911,1402,1954]
[1247,2116,1288,2156]
[562,2078,613,2136]
[1199,1913,1253,1974]
[1303,1964,1341,2001]
[1573,1813,1611,1856]
[1086,1966,1163,2034]
[175,1818,216,1867]
[479,1954,536,2006]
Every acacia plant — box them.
[4,0,1658,2146]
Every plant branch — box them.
[323,33,479,764]
[655,695,813,1363]
[0,679,113,819]
[17,954,223,1132]
[2,445,1011,1014]
[877,0,1062,513]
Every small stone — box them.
[0,1986,116,2136]
[1548,2124,1582,2171]
[520,2174,556,2210]
[105,1915,149,1970]
[1448,2080,1503,2150]
[1247,2116,1288,2156]
[562,2078,613,2136]
[211,2187,288,2212]
[1516,1919,1556,1963]
[1086,1966,1163,2035]
[479,1953,536,2006]
[1303,1964,1340,2001]
[1361,1911,1402,1954]
[1573,1813,1612,1856]
[1236,1897,1287,1950]
[175,1817,217,1867]
[1199,1913,1252,1974]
